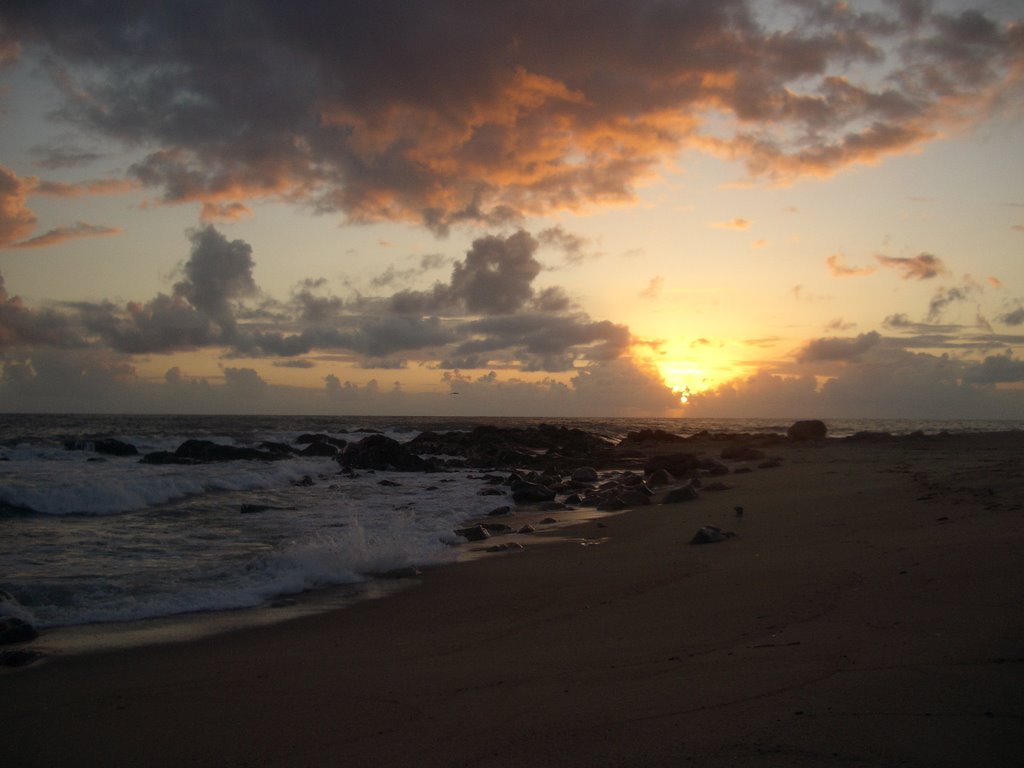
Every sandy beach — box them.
[4,432,1023,767]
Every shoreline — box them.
[3,432,1023,766]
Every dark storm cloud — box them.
[999,306,1024,326]
[3,1,1021,227]
[963,352,1024,384]
[0,272,84,348]
[390,230,541,315]
[173,226,257,333]
[796,330,881,362]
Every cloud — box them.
[999,306,1024,326]
[9,222,122,249]
[0,165,37,246]
[639,276,664,300]
[826,253,876,277]
[200,201,253,222]
[963,352,1024,384]
[537,226,597,265]
[927,285,974,322]
[712,218,752,231]
[392,230,542,315]
[4,2,1021,227]
[173,226,258,334]
[686,345,1024,419]
[796,331,881,363]
[875,252,948,280]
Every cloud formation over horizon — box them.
[2,1,1022,232]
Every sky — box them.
[1,0,1023,418]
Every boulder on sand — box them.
[787,420,827,441]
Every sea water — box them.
[1,414,1019,637]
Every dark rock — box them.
[240,504,273,514]
[0,616,38,645]
[487,506,512,516]
[646,468,676,488]
[378,479,401,487]
[518,524,536,534]
[511,480,556,504]
[538,517,558,525]
[787,420,828,441]
[339,434,435,472]
[454,525,491,542]
[644,453,700,477]
[617,489,653,507]
[481,523,512,534]
[65,437,139,456]
[662,484,699,504]
[142,439,286,464]
[540,501,567,511]
[690,525,736,544]
[478,488,505,496]
[487,542,524,553]
[700,458,730,476]
[299,441,341,457]
[563,493,583,506]
[293,475,315,487]
[618,429,688,447]
[571,466,599,483]
[259,441,295,455]
[296,433,348,449]
[597,496,628,512]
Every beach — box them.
[3,431,1023,767]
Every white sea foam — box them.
[0,453,338,515]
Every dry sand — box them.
[4,433,1023,767]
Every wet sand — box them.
[4,433,1023,767]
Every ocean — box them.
[2,413,1020,646]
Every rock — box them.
[662,484,699,504]
[538,517,558,525]
[597,496,628,512]
[616,489,653,507]
[296,433,348,449]
[142,439,285,464]
[65,437,139,456]
[689,525,736,544]
[517,524,536,534]
[540,501,567,511]
[511,480,556,504]
[339,434,435,472]
[487,506,512,516]
[571,466,599,483]
[378,479,401,487]
[259,441,295,455]
[299,441,341,457]
[481,523,512,534]
[454,525,491,542]
[758,457,783,469]
[644,453,701,478]
[0,616,38,645]
[787,420,827,441]
[646,468,675,488]
[487,542,525,553]
[618,429,688,447]
[478,488,505,496]
[700,458,730,476]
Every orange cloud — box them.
[0,165,37,247]
[712,217,751,230]
[10,222,122,249]
[200,201,254,222]
[826,253,876,277]
[31,178,134,197]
